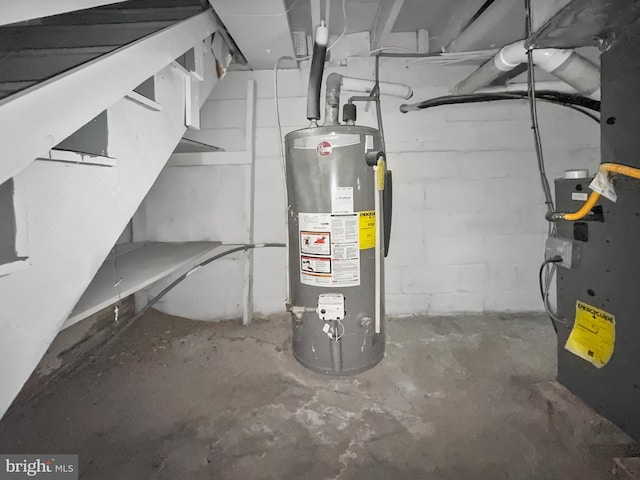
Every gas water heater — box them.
[285,124,385,375]
[283,24,411,375]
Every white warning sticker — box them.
[299,212,360,287]
[331,187,354,214]
[572,192,589,201]
[300,231,330,255]
[589,170,617,202]
[301,255,331,274]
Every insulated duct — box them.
[307,22,329,122]
[453,39,600,99]
[324,73,413,125]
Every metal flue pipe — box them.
[324,73,413,125]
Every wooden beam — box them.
[371,0,405,49]
[436,0,488,51]
[0,0,127,26]
[210,0,295,69]
[446,0,525,52]
[531,0,572,30]
[0,10,218,187]
[310,0,322,32]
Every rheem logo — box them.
[316,141,332,156]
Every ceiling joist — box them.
[209,0,295,69]
[371,0,405,50]
[446,0,524,52]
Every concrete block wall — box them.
[145,56,600,318]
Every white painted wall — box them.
[134,56,599,320]
[0,43,218,417]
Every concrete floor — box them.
[0,311,631,479]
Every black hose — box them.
[307,35,328,121]
[400,91,601,114]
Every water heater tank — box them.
[285,125,385,375]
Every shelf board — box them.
[63,241,222,329]
[37,149,115,167]
[173,137,223,154]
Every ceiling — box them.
[284,0,526,53]
[209,0,556,70]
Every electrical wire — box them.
[274,56,305,302]
[524,0,561,327]
[538,257,566,333]
[526,24,554,219]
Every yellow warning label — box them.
[359,210,376,250]
[565,301,615,368]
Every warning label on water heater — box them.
[299,212,360,287]
[358,210,376,250]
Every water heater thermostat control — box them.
[317,294,345,321]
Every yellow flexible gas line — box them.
[601,162,640,179]
[548,162,640,221]
[563,192,601,221]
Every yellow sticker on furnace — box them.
[565,301,615,368]
[359,211,376,250]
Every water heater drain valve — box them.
[317,294,345,321]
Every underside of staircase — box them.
[0,0,223,417]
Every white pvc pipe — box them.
[495,40,571,72]
[341,77,413,100]
[454,39,600,98]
